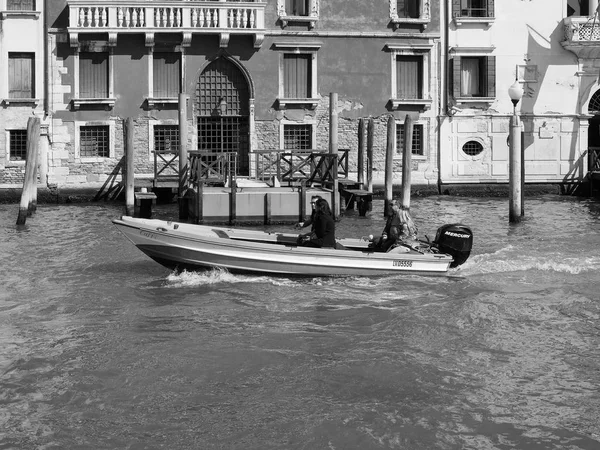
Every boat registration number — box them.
[140,230,157,239]
[393,260,412,268]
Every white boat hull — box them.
[112,216,454,277]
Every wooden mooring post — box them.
[384,115,395,216]
[329,92,339,219]
[179,93,190,221]
[367,118,374,195]
[16,117,40,225]
[358,118,365,189]
[401,114,414,210]
[124,117,135,217]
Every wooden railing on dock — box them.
[189,151,237,185]
[251,149,349,185]
[153,149,179,187]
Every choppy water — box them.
[1,196,600,449]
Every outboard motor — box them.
[433,224,473,268]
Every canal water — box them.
[1,195,600,449]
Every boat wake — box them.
[165,268,301,287]
[459,246,600,275]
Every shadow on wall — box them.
[524,20,588,186]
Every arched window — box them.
[588,89,600,114]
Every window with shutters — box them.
[386,43,432,110]
[73,49,115,110]
[75,121,115,161]
[389,0,430,29]
[284,55,311,99]
[8,53,35,99]
[396,55,423,99]
[452,0,495,25]
[149,52,181,106]
[275,42,320,108]
[7,0,35,10]
[277,0,319,28]
[452,55,496,102]
[80,52,108,98]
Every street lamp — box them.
[219,97,227,116]
[508,79,524,223]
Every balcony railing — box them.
[563,16,600,42]
[67,0,266,48]
[562,16,600,59]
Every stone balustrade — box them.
[67,0,266,48]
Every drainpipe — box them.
[43,0,49,118]
[437,0,450,194]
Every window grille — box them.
[397,124,424,156]
[462,140,484,156]
[284,124,312,150]
[8,53,34,99]
[7,0,35,10]
[80,126,109,158]
[460,0,487,18]
[589,90,600,114]
[197,57,249,116]
[9,130,27,161]
[154,125,179,153]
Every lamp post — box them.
[508,79,524,223]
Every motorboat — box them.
[112,216,473,277]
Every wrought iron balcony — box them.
[67,0,266,48]
[562,16,600,59]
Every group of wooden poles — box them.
[16,94,416,225]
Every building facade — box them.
[0,0,46,185]
[1,1,598,192]
[439,0,596,187]
[38,0,441,188]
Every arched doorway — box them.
[196,57,251,176]
[588,89,600,171]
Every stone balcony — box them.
[562,16,600,59]
[67,0,266,48]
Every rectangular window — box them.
[9,130,28,161]
[286,0,309,16]
[153,52,180,98]
[284,54,311,98]
[9,53,34,99]
[397,0,420,18]
[284,124,312,150]
[453,56,495,99]
[7,0,35,10]
[458,0,490,17]
[396,55,423,99]
[154,125,179,153]
[79,52,108,98]
[80,126,109,158]
[397,124,424,156]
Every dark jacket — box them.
[307,213,336,248]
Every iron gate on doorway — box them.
[196,57,251,176]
